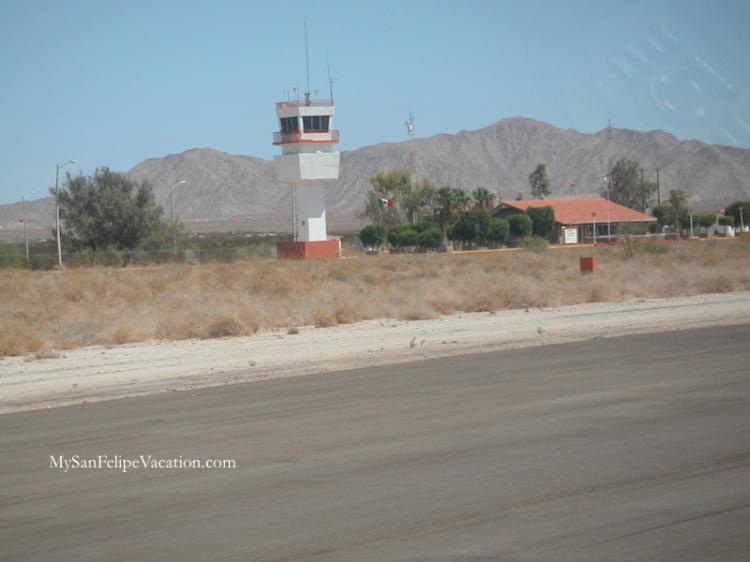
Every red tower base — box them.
[276,240,340,260]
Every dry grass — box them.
[1,241,749,357]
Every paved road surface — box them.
[1,325,749,561]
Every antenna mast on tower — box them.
[304,20,311,105]
[326,58,335,104]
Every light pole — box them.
[170,180,187,255]
[55,160,76,268]
[592,212,597,245]
[22,190,36,263]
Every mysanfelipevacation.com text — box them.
[49,454,236,473]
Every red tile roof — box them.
[493,198,656,225]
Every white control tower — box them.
[273,91,340,259]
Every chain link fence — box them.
[0,244,277,270]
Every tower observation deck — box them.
[273,97,341,259]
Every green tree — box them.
[508,213,533,238]
[652,204,673,227]
[608,159,645,210]
[529,163,551,199]
[452,209,490,247]
[471,187,496,211]
[725,201,750,229]
[55,167,164,251]
[362,170,410,227]
[359,224,386,249]
[435,187,468,251]
[668,189,690,233]
[414,216,440,233]
[362,170,439,226]
[526,206,556,239]
[695,213,716,230]
[487,218,509,247]
[404,178,439,224]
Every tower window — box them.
[303,115,329,132]
[280,117,299,133]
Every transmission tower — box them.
[405,110,416,184]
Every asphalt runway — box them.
[1,325,749,561]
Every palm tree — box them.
[455,189,471,212]
[471,187,496,211]
[436,187,466,251]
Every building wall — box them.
[274,152,340,182]
[294,183,327,242]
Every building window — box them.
[583,223,616,239]
[280,117,298,133]
[302,115,329,132]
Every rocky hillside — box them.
[2,117,749,240]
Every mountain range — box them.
[2,117,749,241]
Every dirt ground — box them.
[1,291,748,414]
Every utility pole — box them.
[656,168,661,207]
[55,160,76,269]
[169,180,187,255]
[639,168,646,212]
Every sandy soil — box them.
[1,291,749,414]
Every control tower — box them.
[273,95,341,260]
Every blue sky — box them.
[1,0,749,204]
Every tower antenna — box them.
[304,20,311,105]
[405,109,416,192]
[327,57,335,104]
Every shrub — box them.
[520,236,549,253]
[0,244,24,269]
[359,224,386,249]
[508,213,533,238]
[718,216,735,227]
[526,206,555,238]
[487,218,509,246]
[387,225,419,249]
[452,209,490,246]
[418,227,442,250]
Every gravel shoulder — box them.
[1,291,749,414]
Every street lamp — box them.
[55,160,76,268]
[170,180,187,255]
[22,190,36,263]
